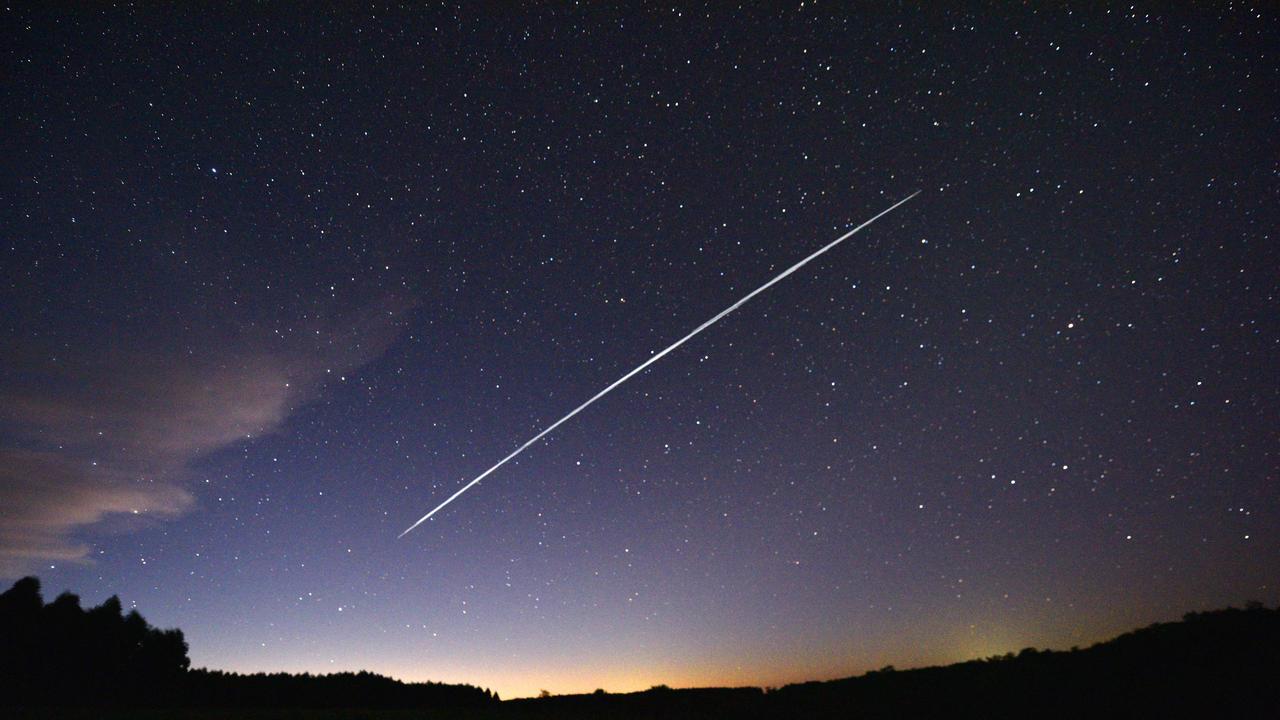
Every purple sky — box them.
[1,4,1276,698]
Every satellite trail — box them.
[400,191,920,538]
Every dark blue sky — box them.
[1,4,1275,697]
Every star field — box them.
[1,4,1276,698]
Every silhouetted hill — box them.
[502,605,1280,719]
[761,603,1280,719]
[3,576,1277,718]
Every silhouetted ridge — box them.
[499,605,1280,719]
[763,603,1280,719]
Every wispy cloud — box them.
[0,298,409,577]
[0,448,192,573]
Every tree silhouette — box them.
[0,578,189,706]
[0,576,499,711]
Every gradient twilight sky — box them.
[1,3,1276,700]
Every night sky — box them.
[2,4,1276,699]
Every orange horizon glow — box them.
[192,612,1146,701]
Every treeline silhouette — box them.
[0,576,497,712]
[3,575,1277,718]
[185,668,497,709]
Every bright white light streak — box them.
[399,191,920,538]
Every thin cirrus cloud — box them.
[0,298,409,577]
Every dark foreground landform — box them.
[3,576,1277,719]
